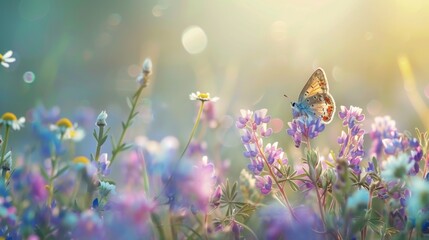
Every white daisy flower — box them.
[50,118,85,142]
[0,112,25,130]
[0,51,16,68]
[189,91,219,102]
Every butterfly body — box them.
[291,68,336,124]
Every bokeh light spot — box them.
[182,26,208,54]
[128,64,141,78]
[271,118,284,133]
[152,5,167,17]
[23,71,35,84]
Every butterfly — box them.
[291,68,336,124]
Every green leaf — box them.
[126,97,133,109]
[235,221,259,240]
[100,135,108,145]
[234,203,256,221]
[40,166,49,181]
[371,157,379,174]
[288,180,299,191]
[53,165,69,179]
[93,129,98,141]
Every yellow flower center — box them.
[1,112,17,121]
[0,54,3,62]
[73,156,90,165]
[198,93,209,99]
[56,118,73,128]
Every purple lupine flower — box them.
[71,210,105,239]
[184,156,218,212]
[287,117,325,148]
[255,175,272,194]
[210,185,222,208]
[260,204,322,239]
[165,156,218,213]
[187,140,207,157]
[370,116,423,175]
[247,156,264,175]
[98,153,111,177]
[236,109,254,129]
[237,109,275,174]
[231,220,242,240]
[337,106,365,175]
[338,105,365,128]
[369,116,397,158]
[29,172,48,203]
[265,142,286,165]
[201,101,218,128]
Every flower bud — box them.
[96,111,108,127]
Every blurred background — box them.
[1,0,429,174]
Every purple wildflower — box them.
[369,116,397,158]
[338,105,365,128]
[210,185,222,208]
[237,109,275,174]
[265,142,287,165]
[255,175,272,194]
[337,106,365,175]
[369,116,423,175]
[287,116,325,148]
[260,204,322,239]
[98,153,111,177]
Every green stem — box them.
[0,125,10,169]
[253,131,298,221]
[138,149,150,194]
[151,212,166,239]
[154,101,205,200]
[305,138,327,236]
[110,85,145,165]
[47,135,63,207]
[169,211,177,240]
[178,101,205,161]
[0,126,10,184]
[94,125,104,161]
[47,157,57,207]
[361,188,373,240]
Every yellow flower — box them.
[73,156,90,165]
[0,112,25,130]
[56,118,73,128]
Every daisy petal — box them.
[1,62,9,68]
[4,58,15,63]
[3,51,12,58]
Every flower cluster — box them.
[287,115,325,148]
[337,106,365,174]
[370,116,423,175]
[236,109,289,195]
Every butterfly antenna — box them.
[283,94,288,98]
